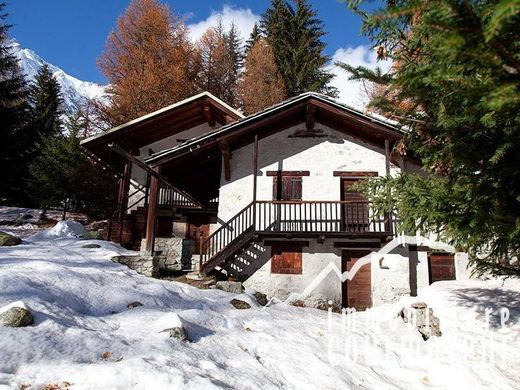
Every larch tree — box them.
[0,2,30,205]
[238,39,285,115]
[342,0,520,277]
[98,0,195,125]
[261,0,337,98]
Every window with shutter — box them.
[271,243,302,274]
[273,175,303,201]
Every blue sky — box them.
[7,0,369,83]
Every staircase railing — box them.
[158,186,199,208]
[200,200,395,272]
[200,202,255,266]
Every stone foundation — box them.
[141,237,193,271]
[111,255,159,277]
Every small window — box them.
[271,243,302,274]
[428,253,456,284]
[273,176,302,201]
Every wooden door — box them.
[186,214,210,254]
[342,250,372,310]
[428,253,456,284]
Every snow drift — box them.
[0,224,518,389]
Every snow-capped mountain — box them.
[10,40,106,113]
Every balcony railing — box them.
[201,201,394,267]
[158,186,199,208]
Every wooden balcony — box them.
[200,201,395,270]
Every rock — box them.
[81,243,101,249]
[161,326,187,341]
[254,292,268,306]
[127,301,143,309]
[0,231,21,246]
[0,306,33,327]
[400,302,442,340]
[216,281,243,294]
[230,299,251,310]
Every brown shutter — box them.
[271,243,302,274]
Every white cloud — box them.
[187,5,260,43]
[328,45,392,109]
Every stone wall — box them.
[111,255,159,278]
[152,237,193,271]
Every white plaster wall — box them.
[244,241,343,307]
[371,253,411,305]
[217,122,400,224]
[455,252,471,280]
[415,251,430,292]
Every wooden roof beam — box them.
[219,140,232,181]
[306,104,316,130]
[203,101,216,128]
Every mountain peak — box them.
[10,39,106,113]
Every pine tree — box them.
[238,39,285,115]
[0,2,30,204]
[244,22,262,54]
[343,0,520,276]
[224,23,243,106]
[98,0,195,125]
[28,64,63,147]
[194,22,243,106]
[27,109,117,219]
[261,0,337,97]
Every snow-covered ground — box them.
[0,223,519,390]
[0,206,88,238]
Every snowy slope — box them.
[10,40,106,114]
[0,225,519,389]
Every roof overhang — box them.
[80,91,244,170]
[145,92,408,167]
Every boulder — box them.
[0,231,21,246]
[81,243,101,249]
[400,302,442,340]
[216,281,243,294]
[0,306,33,327]
[161,326,187,341]
[127,301,143,309]
[254,292,268,306]
[230,299,251,310]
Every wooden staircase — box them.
[200,200,395,278]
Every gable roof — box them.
[145,92,406,166]
[80,91,244,168]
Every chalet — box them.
[81,91,470,309]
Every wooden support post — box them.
[144,166,161,255]
[252,134,259,230]
[219,141,232,181]
[118,161,132,243]
[384,139,391,177]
